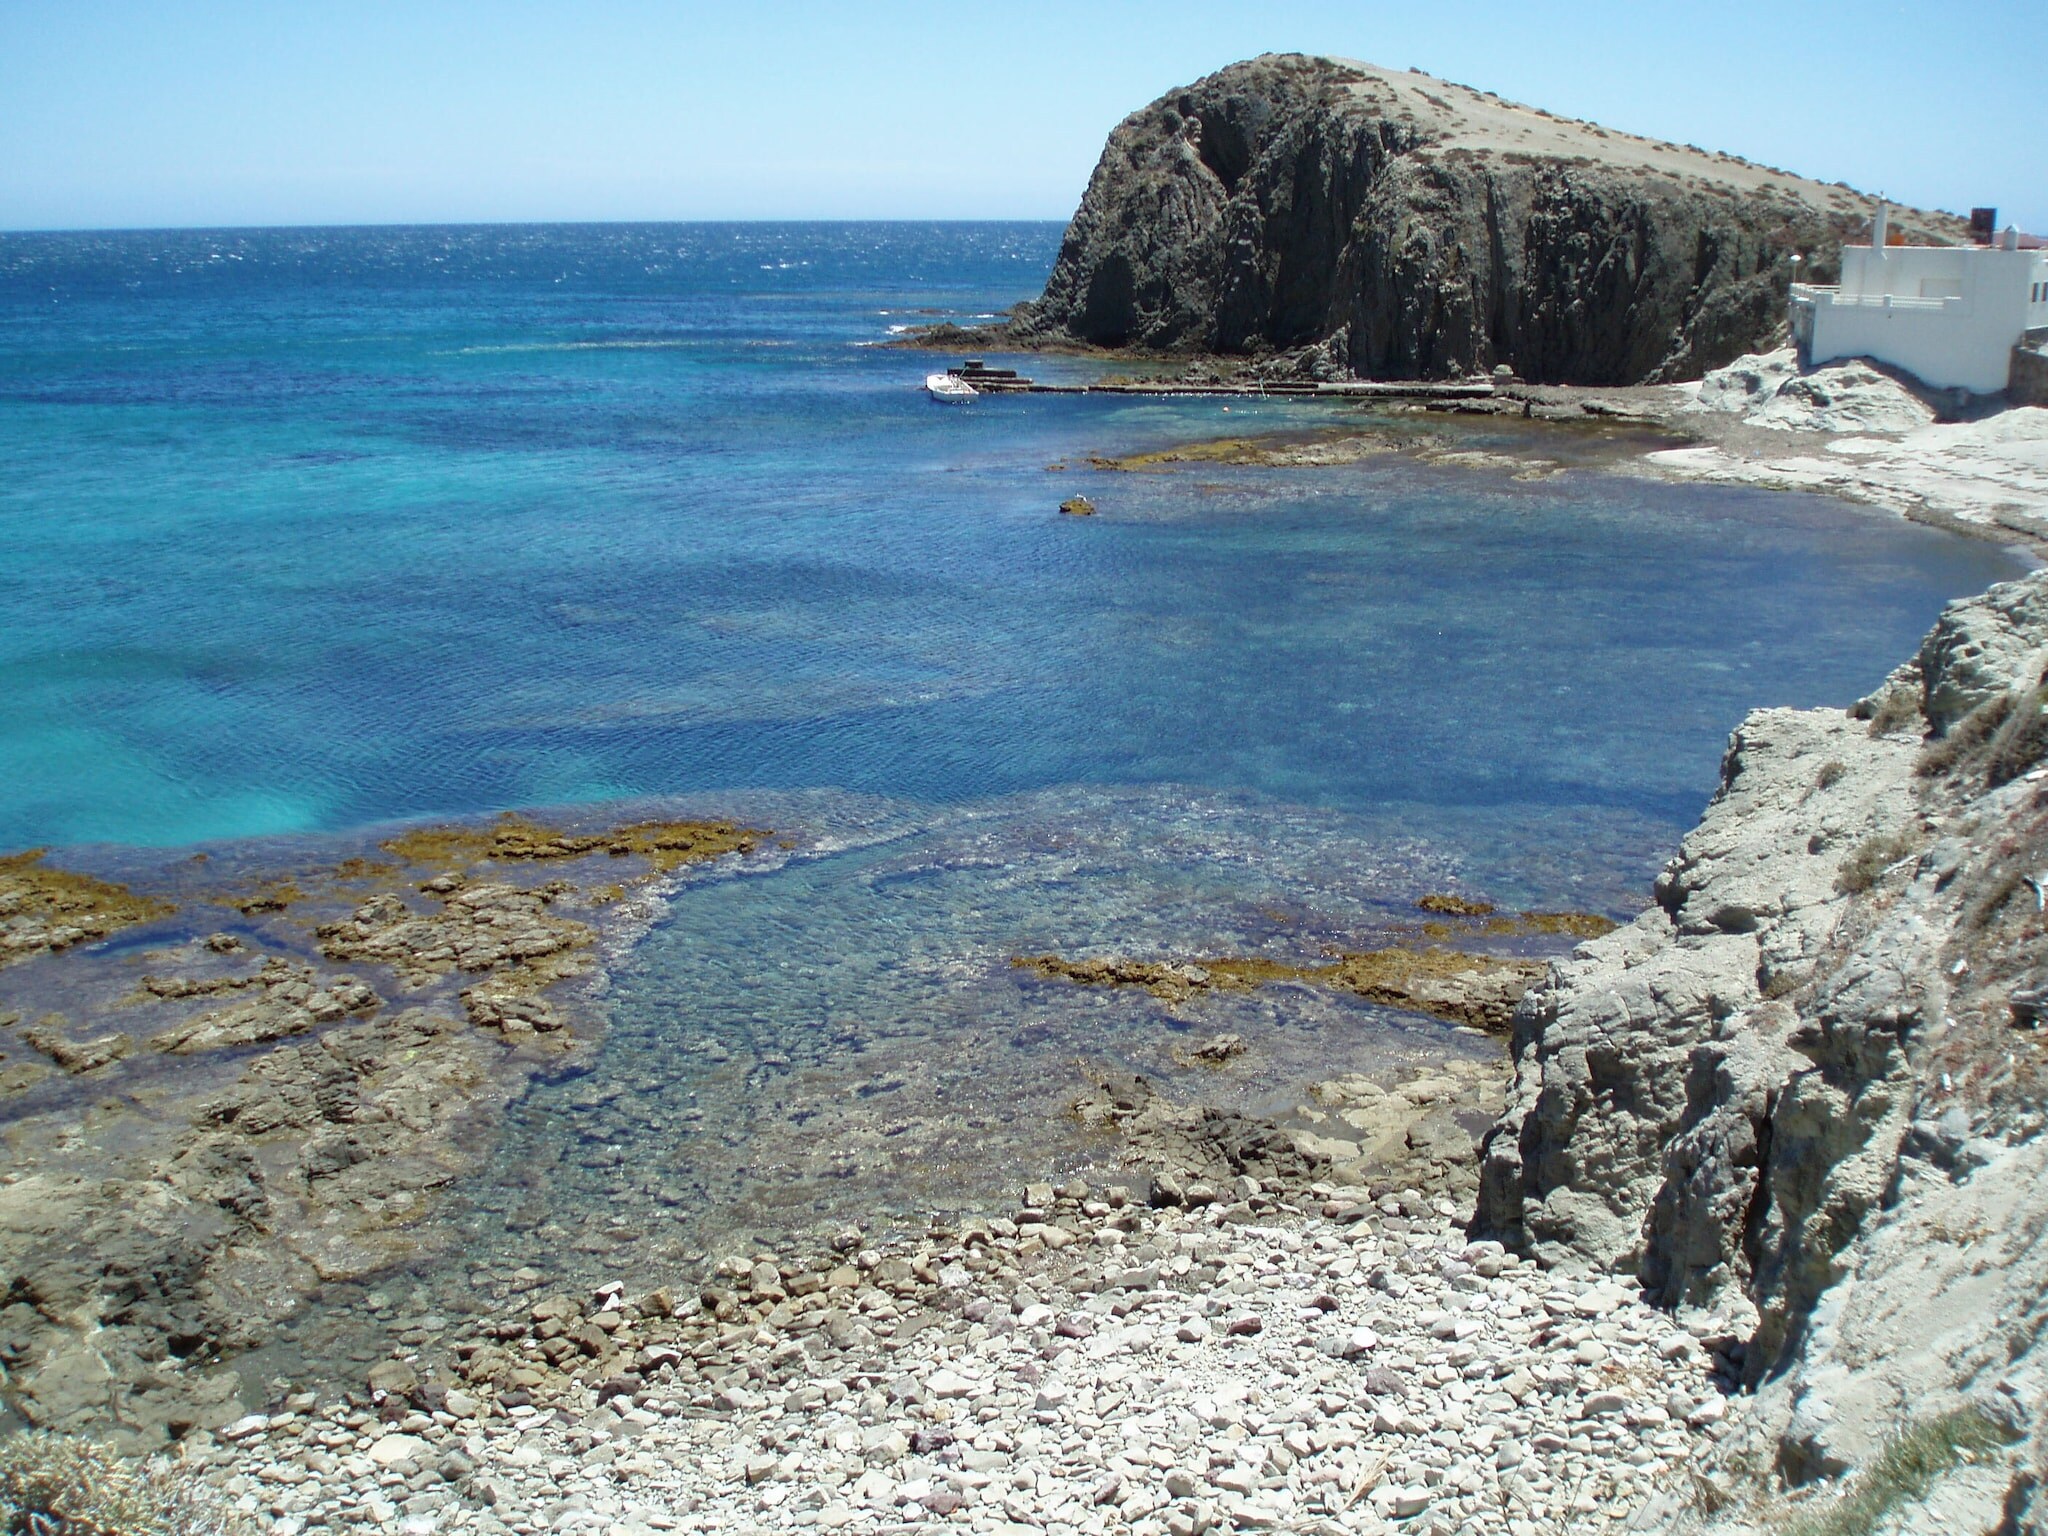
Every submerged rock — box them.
[1015,941,1548,1033]
[0,849,172,968]
[0,810,772,1444]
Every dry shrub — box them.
[1916,690,2014,777]
[1835,829,1923,895]
[1862,686,1922,737]
[1776,1405,2019,1536]
[1986,680,2048,786]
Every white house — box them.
[1789,205,2048,394]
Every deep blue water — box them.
[0,221,2022,870]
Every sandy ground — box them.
[1316,61,1934,231]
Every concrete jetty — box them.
[944,359,1496,401]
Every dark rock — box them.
[368,1359,421,1400]
[1009,55,1959,384]
[595,1372,643,1403]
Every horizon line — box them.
[0,216,1079,238]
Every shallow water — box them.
[0,224,2032,1383]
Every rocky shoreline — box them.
[1049,348,2048,553]
[3,799,1680,1536]
[1,798,1600,1456]
[176,1077,1736,1536]
[129,562,2048,1536]
[0,814,770,1446]
[1476,563,2048,1532]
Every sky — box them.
[2,0,2043,233]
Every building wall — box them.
[1798,245,2048,394]
[2014,343,2048,409]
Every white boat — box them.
[925,371,978,402]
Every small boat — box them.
[925,372,978,403]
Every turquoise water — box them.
[0,224,2024,861]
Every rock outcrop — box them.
[1476,564,2048,1527]
[0,814,765,1446]
[1011,55,1961,384]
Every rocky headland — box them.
[926,54,1959,385]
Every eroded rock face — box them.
[1013,55,1960,384]
[1476,704,1922,1283]
[1476,564,2048,1517]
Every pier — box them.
[944,359,1496,401]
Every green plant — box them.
[0,1432,251,1536]
[1776,1406,2019,1536]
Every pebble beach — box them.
[194,1172,1731,1536]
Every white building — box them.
[1789,206,2048,395]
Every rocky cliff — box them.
[1476,566,2048,1528]
[1012,55,1962,385]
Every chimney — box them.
[1871,202,1890,253]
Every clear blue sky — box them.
[3,0,2042,233]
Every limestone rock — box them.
[1477,564,2048,1522]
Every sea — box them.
[0,223,2029,1315]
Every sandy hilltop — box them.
[9,50,2048,1536]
